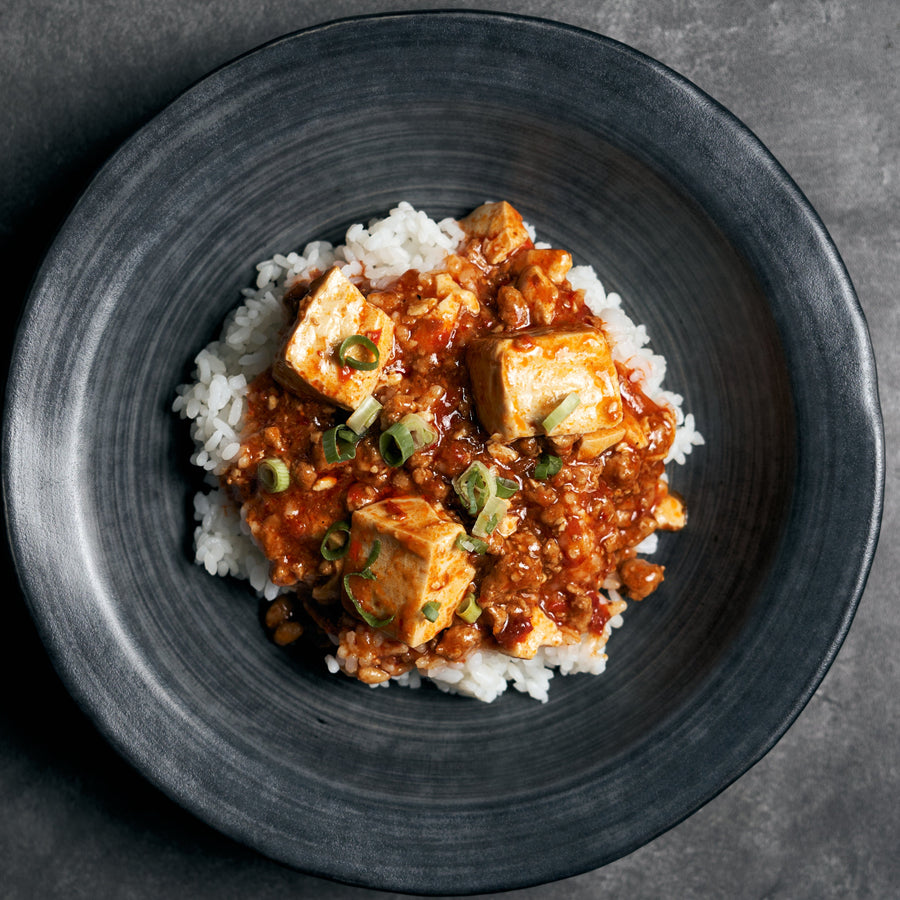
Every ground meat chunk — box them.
[620,558,665,600]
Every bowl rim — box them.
[2,9,884,894]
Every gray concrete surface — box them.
[1,1,897,897]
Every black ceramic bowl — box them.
[2,11,882,895]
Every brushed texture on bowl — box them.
[3,12,882,894]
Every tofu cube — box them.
[507,248,573,283]
[466,327,623,441]
[516,265,559,326]
[576,423,627,460]
[273,266,393,410]
[343,497,475,647]
[501,607,564,660]
[459,201,531,264]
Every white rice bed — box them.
[173,202,704,703]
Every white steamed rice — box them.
[173,201,704,702]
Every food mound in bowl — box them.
[174,202,703,702]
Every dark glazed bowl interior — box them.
[2,12,882,894]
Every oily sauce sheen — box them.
[221,231,682,683]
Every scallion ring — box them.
[457,593,482,624]
[455,533,489,554]
[542,392,581,433]
[534,453,563,480]
[346,395,382,435]
[379,422,416,467]
[320,520,351,560]
[494,476,519,499]
[472,496,509,539]
[323,424,360,464]
[361,539,382,572]
[421,600,441,623]
[343,571,394,628]
[258,458,290,493]
[399,413,438,449]
[338,334,380,371]
[452,461,496,516]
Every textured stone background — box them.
[1,1,897,897]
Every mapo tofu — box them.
[210,201,691,692]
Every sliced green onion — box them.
[379,422,416,467]
[534,453,563,480]
[343,571,394,628]
[457,593,482,624]
[472,496,509,539]
[421,600,441,623]
[452,461,496,516]
[258,458,290,493]
[320,520,351,560]
[346,395,382,435]
[323,424,360,463]
[495,476,519,499]
[338,334,380,371]
[399,413,438,449]
[361,539,381,572]
[455,533,489,554]
[542,392,581,433]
